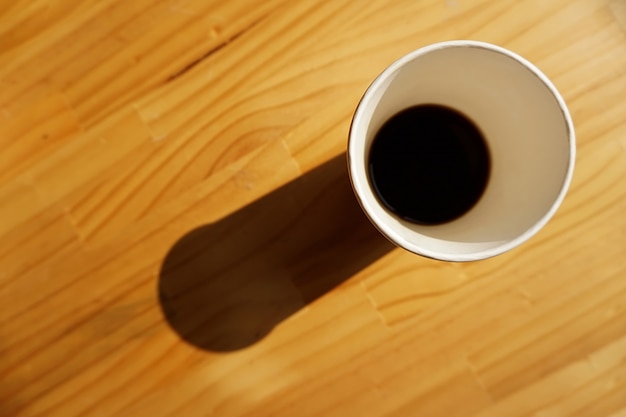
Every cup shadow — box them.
[158,154,395,352]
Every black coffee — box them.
[368,104,490,225]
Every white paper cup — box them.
[348,40,575,262]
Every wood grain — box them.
[1,0,626,416]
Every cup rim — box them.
[347,40,576,262]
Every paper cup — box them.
[348,40,575,262]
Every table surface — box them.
[2,1,626,416]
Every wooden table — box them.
[1,1,626,416]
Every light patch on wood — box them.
[609,0,626,31]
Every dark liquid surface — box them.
[368,104,490,225]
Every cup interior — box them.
[348,41,575,261]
